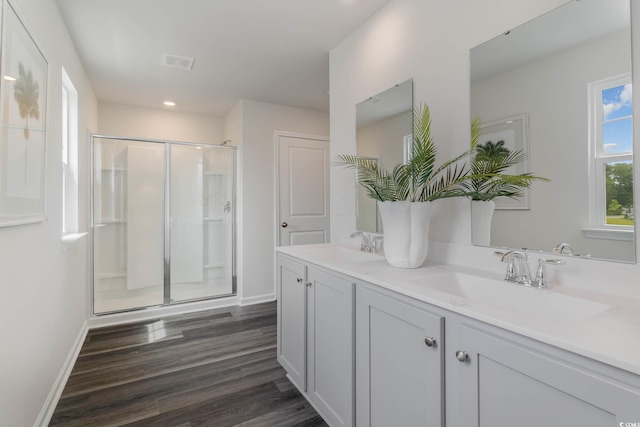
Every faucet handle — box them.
[533,258,566,288]
[372,235,384,254]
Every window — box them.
[587,74,633,240]
[61,67,80,245]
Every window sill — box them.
[582,227,634,242]
[62,232,88,251]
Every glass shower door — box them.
[169,144,235,302]
[93,138,165,314]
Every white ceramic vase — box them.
[471,200,496,246]
[378,201,434,268]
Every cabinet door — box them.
[307,267,354,427]
[356,285,444,427]
[276,255,307,390]
[455,324,640,426]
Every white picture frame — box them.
[0,0,48,227]
[478,113,530,210]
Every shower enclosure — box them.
[91,135,236,314]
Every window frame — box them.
[586,73,633,241]
[61,67,84,248]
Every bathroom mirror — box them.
[355,79,413,233]
[470,0,635,263]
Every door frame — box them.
[274,130,330,247]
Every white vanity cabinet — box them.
[276,254,355,427]
[448,318,640,426]
[276,245,640,427]
[355,283,444,427]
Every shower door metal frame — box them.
[90,134,238,316]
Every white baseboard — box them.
[35,320,89,427]
[240,293,276,306]
[88,295,240,329]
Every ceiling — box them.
[55,0,391,116]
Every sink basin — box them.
[413,272,610,324]
[298,245,385,264]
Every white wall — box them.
[472,29,633,262]
[330,0,569,245]
[238,100,329,302]
[0,0,98,425]
[98,102,224,144]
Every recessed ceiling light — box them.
[163,101,176,107]
[3,75,16,81]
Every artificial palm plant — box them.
[461,118,548,201]
[336,103,472,202]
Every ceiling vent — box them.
[162,53,195,71]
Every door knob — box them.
[296,277,303,283]
[281,222,288,228]
[456,350,469,362]
[424,337,436,347]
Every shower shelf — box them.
[204,217,224,222]
[204,263,224,270]
[96,218,127,225]
[95,272,127,279]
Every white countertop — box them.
[276,243,640,376]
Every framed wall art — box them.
[0,0,48,227]
[478,113,530,210]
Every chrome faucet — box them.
[497,250,567,288]
[350,231,382,253]
[532,258,566,288]
[553,242,574,254]
[500,250,532,285]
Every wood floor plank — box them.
[50,301,328,426]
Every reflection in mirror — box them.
[470,0,634,263]
[355,79,413,232]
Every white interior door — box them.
[277,133,330,246]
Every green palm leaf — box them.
[336,103,478,203]
[460,121,549,200]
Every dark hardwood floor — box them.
[50,301,327,426]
